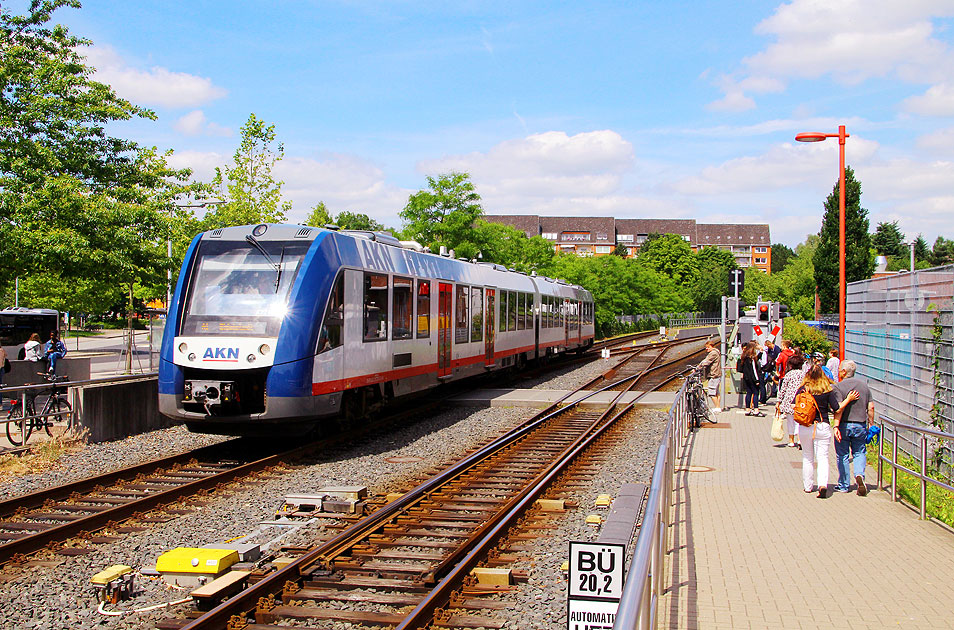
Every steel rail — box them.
[179,364,668,629]
[876,415,954,519]
[181,353,696,630]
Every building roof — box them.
[696,223,771,245]
[539,216,616,243]
[615,218,697,238]
[483,214,540,238]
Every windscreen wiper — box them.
[245,234,281,273]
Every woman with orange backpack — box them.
[794,364,857,499]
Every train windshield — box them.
[180,239,310,337]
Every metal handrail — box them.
[613,376,693,629]
[876,415,954,520]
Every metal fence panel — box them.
[838,265,954,477]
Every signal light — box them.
[757,302,771,323]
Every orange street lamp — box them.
[796,125,849,362]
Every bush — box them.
[782,319,832,355]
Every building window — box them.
[470,286,483,343]
[683,235,690,241]
[755,257,767,264]
[542,232,558,240]
[416,280,430,338]
[392,276,413,340]
[595,245,612,254]
[562,232,590,242]
[596,232,608,240]
[618,234,633,242]
[636,234,648,243]
[363,273,388,342]
[754,246,767,253]
[455,285,469,343]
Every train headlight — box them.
[178,342,188,353]
[188,353,196,362]
[258,343,270,355]
[247,354,256,363]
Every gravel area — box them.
[0,355,670,629]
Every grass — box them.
[63,330,104,338]
[869,437,954,528]
[0,429,87,482]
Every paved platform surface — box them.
[448,388,673,408]
[661,409,954,629]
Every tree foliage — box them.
[871,220,906,258]
[0,0,161,287]
[812,166,874,312]
[400,172,483,256]
[204,113,291,228]
[932,237,954,266]
[692,247,738,312]
[636,233,699,287]
[770,243,795,273]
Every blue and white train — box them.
[159,224,595,436]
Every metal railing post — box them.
[877,418,883,491]
[920,435,927,520]
[891,431,898,503]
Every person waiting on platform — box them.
[696,339,722,413]
[776,354,806,448]
[44,330,67,375]
[737,342,764,416]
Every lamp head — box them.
[795,132,828,142]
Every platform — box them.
[662,409,954,629]
[447,388,674,409]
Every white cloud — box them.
[173,110,232,137]
[671,137,880,196]
[916,126,954,153]
[707,1,954,110]
[903,83,954,116]
[85,45,227,108]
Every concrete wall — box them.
[76,377,179,443]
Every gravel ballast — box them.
[0,357,671,629]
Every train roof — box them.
[195,224,593,301]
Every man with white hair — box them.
[833,360,874,495]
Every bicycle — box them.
[5,374,73,447]
[685,369,716,431]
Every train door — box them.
[485,288,495,366]
[533,294,539,359]
[564,299,570,348]
[576,300,582,344]
[438,283,453,378]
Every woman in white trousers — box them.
[796,364,856,498]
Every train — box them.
[158,224,595,436]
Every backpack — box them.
[793,390,819,427]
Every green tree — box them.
[304,201,332,227]
[914,234,931,264]
[770,243,795,273]
[812,166,874,313]
[932,236,954,266]
[636,233,699,287]
[871,221,906,258]
[205,113,291,228]
[334,211,384,231]
[400,172,483,256]
[692,247,738,312]
[0,0,158,287]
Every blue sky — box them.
[36,1,954,246]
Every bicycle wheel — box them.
[43,398,72,436]
[6,406,31,447]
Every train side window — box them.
[416,280,430,338]
[545,296,552,328]
[318,272,344,353]
[498,290,507,333]
[508,290,517,331]
[455,285,469,343]
[523,292,531,330]
[363,272,389,342]
[470,286,483,342]
[392,276,413,340]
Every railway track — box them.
[583,336,707,391]
[164,351,695,630]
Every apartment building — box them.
[484,215,772,273]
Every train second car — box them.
[158,224,595,436]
